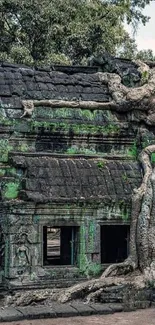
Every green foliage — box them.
[83,262,102,277]
[33,107,102,121]
[119,201,129,221]
[117,35,137,60]
[121,208,129,221]
[97,161,105,168]
[30,120,120,136]
[7,168,17,176]
[122,174,128,181]
[140,70,149,85]
[127,142,138,158]
[0,139,13,162]
[151,153,155,163]
[32,107,119,124]
[79,225,101,277]
[0,0,153,65]
[0,169,5,177]
[79,224,87,272]
[20,143,29,152]
[38,53,71,66]
[0,167,16,177]
[3,182,19,199]
[136,49,155,62]
[66,147,96,155]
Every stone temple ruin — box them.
[0,57,155,297]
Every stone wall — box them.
[0,60,148,289]
[3,202,131,287]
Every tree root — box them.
[58,272,147,303]
[21,62,155,125]
[58,276,127,303]
[58,145,155,304]
[101,257,136,278]
[58,257,137,303]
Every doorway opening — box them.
[43,226,79,266]
[101,225,130,264]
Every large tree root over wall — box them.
[58,145,155,303]
[21,61,155,125]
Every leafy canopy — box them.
[0,0,154,65]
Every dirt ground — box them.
[1,308,155,325]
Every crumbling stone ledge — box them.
[0,301,145,322]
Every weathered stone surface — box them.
[0,64,112,110]
[0,58,154,299]
[70,302,95,316]
[0,307,23,321]
[108,303,123,312]
[8,155,142,203]
[51,302,78,317]
[17,306,56,319]
[89,303,113,314]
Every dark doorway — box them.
[101,225,130,263]
[43,226,79,266]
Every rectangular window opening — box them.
[101,225,130,264]
[43,226,79,266]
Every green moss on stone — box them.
[33,215,40,224]
[88,220,95,252]
[3,182,19,199]
[4,238,10,277]
[20,143,29,152]
[0,118,12,126]
[7,168,17,176]
[79,224,87,272]
[119,201,129,221]
[0,139,13,162]
[0,169,5,176]
[79,223,101,277]
[151,153,155,163]
[122,174,128,181]
[30,120,120,136]
[66,146,96,155]
[127,141,138,158]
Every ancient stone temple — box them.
[0,58,154,291]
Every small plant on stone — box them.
[128,141,138,158]
[122,174,128,181]
[97,161,105,168]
